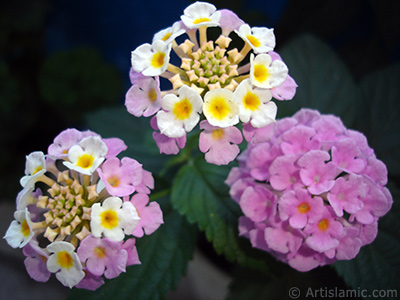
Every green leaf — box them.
[360,63,400,175]
[171,158,272,272]
[277,34,361,128]
[85,106,169,174]
[334,183,400,299]
[68,197,197,300]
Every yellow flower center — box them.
[32,166,43,175]
[243,91,261,111]
[212,128,225,140]
[173,98,193,120]
[318,219,329,231]
[57,251,74,269]
[207,97,230,120]
[94,246,106,259]
[253,64,269,83]
[76,154,95,169]
[246,35,261,48]
[107,175,120,187]
[193,17,211,25]
[162,32,172,42]
[151,52,165,68]
[297,202,311,214]
[148,88,158,102]
[21,220,31,237]
[100,210,119,229]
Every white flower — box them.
[20,151,46,188]
[235,24,276,54]
[153,21,186,44]
[90,197,140,242]
[180,1,221,29]
[63,136,108,175]
[47,241,85,288]
[233,79,277,128]
[156,85,203,138]
[250,53,288,89]
[131,40,172,76]
[4,208,34,248]
[203,88,239,128]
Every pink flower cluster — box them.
[4,128,163,289]
[226,109,393,271]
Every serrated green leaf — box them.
[68,197,197,300]
[171,158,272,272]
[334,183,400,299]
[277,34,361,128]
[360,63,400,175]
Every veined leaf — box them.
[277,34,361,128]
[334,183,400,299]
[171,158,272,272]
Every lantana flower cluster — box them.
[226,109,393,271]
[4,129,163,289]
[126,1,297,165]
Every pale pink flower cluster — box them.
[226,109,393,271]
[125,1,297,165]
[4,129,163,289]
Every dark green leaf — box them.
[334,183,400,299]
[68,197,197,300]
[171,158,271,272]
[360,63,400,175]
[277,34,361,128]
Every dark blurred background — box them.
[0,1,399,299]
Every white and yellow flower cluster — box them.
[4,129,163,290]
[126,1,297,165]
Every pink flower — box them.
[48,128,99,158]
[331,138,366,173]
[97,157,143,197]
[269,51,298,101]
[298,150,337,195]
[121,238,141,266]
[199,120,243,165]
[102,138,128,158]
[23,241,51,282]
[218,9,245,36]
[135,169,155,194]
[269,155,302,191]
[125,193,164,238]
[278,189,325,229]
[280,125,320,155]
[247,142,281,181]
[264,217,304,254]
[239,185,277,222]
[226,108,393,272]
[77,235,128,279]
[151,116,186,155]
[327,174,366,217]
[350,177,392,225]
[125,73,161,117]
[75,269,105,291]
[304,206,344,254]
